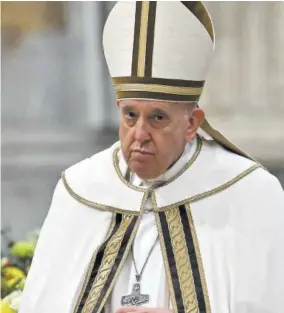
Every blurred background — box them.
[1,1,284,253]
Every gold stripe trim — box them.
[165,207,199,313]
[152,193,178,313]
[61,172,140,215]
[182,2,214,42]
[185,203,211,313]
[82,214,135,313]
[112,77,205,88]
[201,119,257,162]
[97,192,149,312]
[138,1,150,76]
[62,142,261,215]
[158,164,262,211]
[114,83,203,96]
[113,135,202,192]
[116,91,200,103]
[73,213,117,313]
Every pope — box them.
[19,2,284,313]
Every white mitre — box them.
[103,1,252,160]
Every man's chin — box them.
[129,162,161,180]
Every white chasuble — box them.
[107,139,197,312]
[19,136,284,313]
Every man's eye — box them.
[125,112,136,119]
[153,114,164,121]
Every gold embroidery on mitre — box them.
[137,1,150,77]
[114,83,203,96]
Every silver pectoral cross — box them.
[121,275,150,306]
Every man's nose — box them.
[134,118,151,143]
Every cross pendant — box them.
[121,282,150,306]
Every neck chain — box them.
[132,236,159,282]
[121,236,159,306]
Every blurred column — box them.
[81,1,107,130]
[67,1,117,130]
[275,2,284,111]
[240,2,267,113]
[201,2,241,118]
[215,1,240,116]
[265,2,279,112]
[103,1,119,131]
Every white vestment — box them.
[106,139,195,312]
[19,136,284,313]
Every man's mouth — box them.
[132,149,154,156]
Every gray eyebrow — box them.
[121,105,134,111]
[150,108,168,115]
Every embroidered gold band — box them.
[185,203,211,312]
[112,77,205,88]
[154,210,178,313]
[73,214,117,313]
[61,172,140,215]
[116,91,201,102]
[158,163,263,212]
[114,83,203,96]
[137,1,150,76]
[81,214,137,313]
[155,204,211,313]
[165,207,200,312]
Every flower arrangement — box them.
[1,230,39,313]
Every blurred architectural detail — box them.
[1,2,284,247]
[202,2,284,164]
[1,2,65,48]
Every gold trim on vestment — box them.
[62,141,262,214]
[114,83,203,96]
[201,119,258,162]
[96,192,149,312]
[165,207,199,312]
[185,203,211,313]
[61,172,140,215]
[137,1,150,77]
[113,135,202,192]
[152,192,178,313]
[82,214,135,313]
[97,218,138,313]
[73,213,117,313]
[158,164,262,211]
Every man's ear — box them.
[185,108,205,142]
[116,99,120,107]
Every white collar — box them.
[63,135,257,212]
[118,138,197,188]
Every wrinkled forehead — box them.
[118,98,182,113]
[118,99,196,114]
[119,98,168,106]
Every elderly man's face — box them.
[117,99,204,179]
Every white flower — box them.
[4,290,23,312]
[10,292,22,311]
